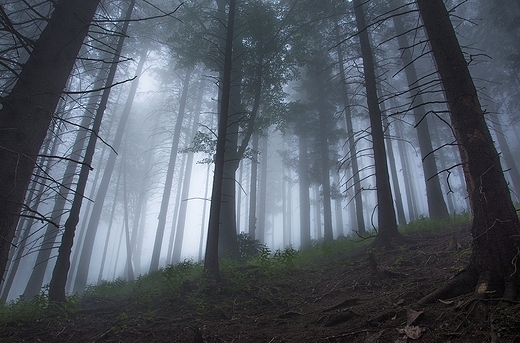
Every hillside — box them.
[2,225,520,342]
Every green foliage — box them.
[237,232,268,260]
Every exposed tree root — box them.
[418,267,520,305]
[418,269,477,305]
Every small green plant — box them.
[237,232,269,261]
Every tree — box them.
[390,0,450,220]
[49,0,136,301]
[0,0,101,286]
[352,0,402,247]
[416,0,520,302]
[204,0,236,280]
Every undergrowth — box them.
[0,213,471,326]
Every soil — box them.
[3,226,520,342]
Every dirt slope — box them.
[3,226,520,342]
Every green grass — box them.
[0,213,472,326]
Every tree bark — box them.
[353,0,401,247]
[0,0,101,287]
[417,0,520,302]
[204,0,236,280]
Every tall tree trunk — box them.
[149,67,192,273]
[353,0,401,247]
[48,0,135,302]
[299,135,311,249]
[417,0,520,302]
[318,109,334,242]
[73,26,142,292]
[0,0,101,286]
[335,23,365,234]
[391,3,450,220]
[204,0,236,280]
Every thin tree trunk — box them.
[334,23,365,234]
[353,0,401,247]
[170,80,205,264]
[48,0,135,301]
[256,135,268,244]
[149,67,193,273]
[318,109,333,242]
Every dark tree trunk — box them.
[204,0,236,280]
[391,3,450,220]
[353,0,401,247]
[0,0,101,287]
[417,0,520,301]
[318,109,334,242]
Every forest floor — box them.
[3,223,520,342]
